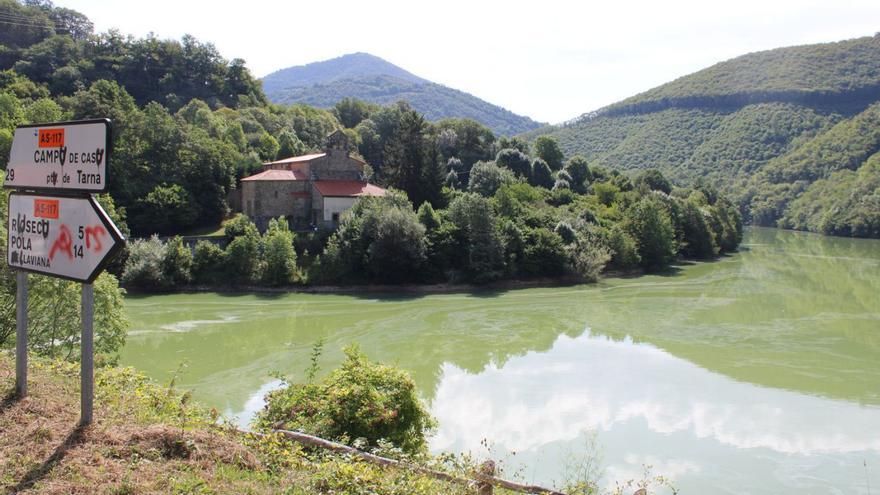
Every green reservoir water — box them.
[121,227,880,494]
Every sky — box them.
[59,0,880,123]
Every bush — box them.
[468,160,515,197]
[224,213,256,238]
[521,228,567,277]
[607,225,641,270]
[226,223,263,283]
[314,193,427,283]
[262,218,298,286]
[624,197,677,270]
[367,207,427,282]
[161,236,193,285]
[192,241,226,283]
[121,236,166,288]
[256,345,436,455]
[568,239,611,282]
[678,201,717,259]
[529,158,554,189]
[446,193,506,282]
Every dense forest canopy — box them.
[527,34,880,238]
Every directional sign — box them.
[7,193,124,282]
[3,119,111,193]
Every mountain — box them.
[526,35,880,238]
[262,53,543,136]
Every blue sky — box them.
[60,0,880,123]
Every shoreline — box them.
[123,273,599,296]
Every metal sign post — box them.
[15,271,27,397]
[80,283,94,425]
[5,118,122,426]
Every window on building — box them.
[332,212,340,224]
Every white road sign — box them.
[7,193,124,282]
[3,119,110,193]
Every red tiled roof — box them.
[241,169,307,181]
[263,153,326,166]
[313,181,387,197]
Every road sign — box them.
[3,119,111,193]
[7,193,124,283]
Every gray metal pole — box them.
[80,283,94,426]
[15,271,27,398]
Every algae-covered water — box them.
[121,227,880,494]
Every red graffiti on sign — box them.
[85,225,106,252]
[49,224,73,261]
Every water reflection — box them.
[431,331,880,492]
[120,228,880,494]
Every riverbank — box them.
[0,354,494,494]
[123,274,595,296]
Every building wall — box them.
[310,150,364,181]
[242,180,310,230]
[322,197,357,223]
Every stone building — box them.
[240,130,386,230]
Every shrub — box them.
[161,236,193,285]
[624,197,677,270]
[521,228,567,277]
[446,193,506,282]
[121,236,166,288]
[529,158,554,189]
[367,207,427,282]
[262,217,298,286]
[226,222,263,283]
[607,225,641,270]
[224,213,256,238]
[468,160,515,197]
[192,241,226,283]
[568,239,611,282]
[256,345,436,455]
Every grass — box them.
[0,354,486,495]
[179,222,228,237]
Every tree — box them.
[529,158,554,189]
[366,207,427,282]
[624,197,677,270]
[162,236,193,285]
[121,236,166,288]
[446,193,505,281]
[334,97,374,128]
[635,169,673,194]
[383,109,444,207]
[135,183,200,235]
[495,148,531,178]
[521,228,567,276]
[564,155,592,193]
[468,161,515,197]
[262,217,298,286]
[257,132,280,161]
[192,240,227,284]
[534,135,564,171]
[226,221,263,283]
[277,129,305,158]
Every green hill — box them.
[262,53,544,136]
[528,34,880,237]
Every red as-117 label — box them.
[38,128,64,148]
[33,198,59,219]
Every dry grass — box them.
[0,354,482,495]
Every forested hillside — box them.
[528,34,880,238]
[262,53,543,136]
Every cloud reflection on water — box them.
[431,331,880,458]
